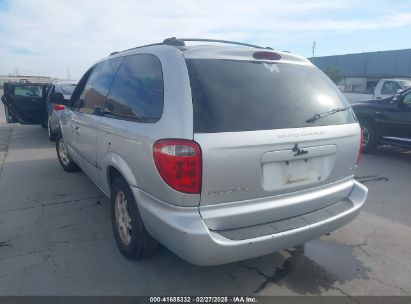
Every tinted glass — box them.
[46,85,55,105]
[71,67,94,107]
[80,57,122,114]
[105,54,163,122]
[46,84,54,98]
[14,85,43,98]
[186,59,355,133]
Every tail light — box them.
[53,104,65,111]
[356,128,363,165]
[153,139,202,194]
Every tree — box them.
[323,66,343,85]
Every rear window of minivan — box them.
[186,59,355,133]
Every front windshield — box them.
[399,80,411,89]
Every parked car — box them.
[344,78,411,103]
[1,82,49,126]
[52,38,367,265]
[46,81,77,141]
[351,88,411,152]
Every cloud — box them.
[0,0,410,78]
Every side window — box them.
[79,57,123,114]
[105,54,164,122]
[71,67,95,108]
[393,82,401,93]
[13,85,43,98]
[403,92,411,105]
[46,85,55,101]
[381,81,400,95]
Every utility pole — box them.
[312,41,316,60]
[66,67,70,80]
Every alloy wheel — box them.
[361,126,370,148]
[58,138,70,166]
[114,190,132,245]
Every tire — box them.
[48,119,57,141]
[360,120,378,153]
[4,106,16,123]
[4,106,10,123]
[111,177,158,259]
[55,133,80,172]
[41,120,48,128]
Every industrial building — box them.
[0,75,54,89]
[311,48,411,93]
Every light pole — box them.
[312,41,316,62]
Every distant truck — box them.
[344,78,411,103]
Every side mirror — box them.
[397,89,404,94]
[49,92,69,106]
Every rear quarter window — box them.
[186,59,355,133]
[105,54,164,122]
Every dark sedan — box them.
[351,88,411,153]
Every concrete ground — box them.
[0,100,410,295]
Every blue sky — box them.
[0,0,410,78]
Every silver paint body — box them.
[47,80,77,134]
[59,44,368,265]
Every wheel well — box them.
[108,166,123,188]
[356,114,373,124]
[358,115,381,145]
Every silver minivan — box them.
[53,38,368,266]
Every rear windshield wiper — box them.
[305,107,350,123]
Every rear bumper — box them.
[132,180,368,266]
[49,111,63,132]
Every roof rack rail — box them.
[113,43,164,55]
[110,38,273,58]
[163,37,273,50]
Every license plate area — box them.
[282,158,315,185]
[261,145,337,191]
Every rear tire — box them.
[360,120,378,153]
[56,133,80,172]
[48,119,57,141]
[111,177,158,259]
